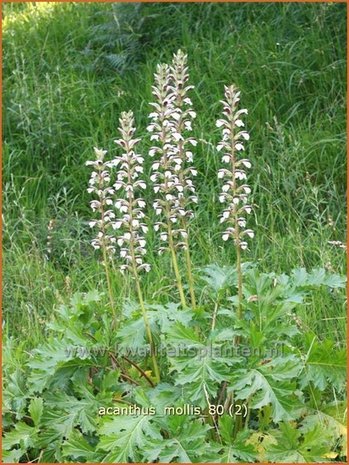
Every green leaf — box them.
[44,389,100,435]
[28,339,93,393]
[300,335,346,391]
[231,357,301,422]
[143,417,211,463]
[301,403,347,457]
[29,397,43,427]
[165,322,202,347]
[166,323,236,406]
[145,383,182,412]
[200,264,236,293]
[117,315,148,352]
[98,414,161,462]
[291,268,308,287]
[265,422,332,462]
[296,267,347,289]
[3,368,28,420]
[217,427,258,462]
[219,414,235,444]
[37,388,105,446]
[62,430,96,461]
[2,448,24,463]
[148,302,193,332]
[3,422,36,451]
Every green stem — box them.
[168,232,187,308]
[236,242,243,320]
[133,264,160,383]
[166,206,187,308]
[102,244,116,324]
[183,234,196,309]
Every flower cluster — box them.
[216,85,254,250]
[147,51,198,253]
[86,147,116,255]
[112,111,150,273]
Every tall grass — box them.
[3,2,346,346]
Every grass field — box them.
[3,2,346,346]
[2,3,347,463]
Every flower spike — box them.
[217,85,253,250]
[112,111,150,274]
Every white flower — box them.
[216,119,226,128]
[241,160,252,169]
[235,170,247,180]
[160,233,168,241]
[94,147,108,159]
[113,221,123,230]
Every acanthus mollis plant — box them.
[112,110,160,383]
[147,50,198,309]
[5,51,346,464]
[214,84,253,435]
[86,147,116,317]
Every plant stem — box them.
[236,241,243,320]
[101,244,116,321]
[183,234,197,309]
[211,295,220,331]
[132,264,160,384]
[122,355,156,387]
[165,205,187,307]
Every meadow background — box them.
[3,2,346,349]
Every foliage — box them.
[3,266,346,462]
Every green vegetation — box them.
[3,2,346,463]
